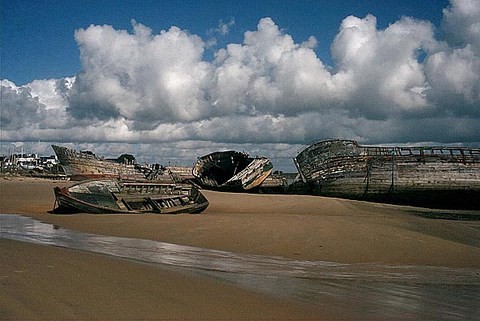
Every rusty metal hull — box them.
[192,151,273,191]
[294,139,480,209]
[53,179,209,214]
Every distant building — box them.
[1,153,59,173]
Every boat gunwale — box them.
[295,139,480,157]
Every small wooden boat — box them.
[53,179,209,214]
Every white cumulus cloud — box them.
[68,20,212,129]
[1,0,480,170]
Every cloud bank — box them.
[2,0,479,169]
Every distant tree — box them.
[117,154,136,164]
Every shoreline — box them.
[2,177,480,319]
[1,238,329,321]
[1,177,479,266]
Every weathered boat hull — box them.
[51,145,175,182]
[53,179,209,214]
[192,151,273,191]
[294,139,480,209]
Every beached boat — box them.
[53,179,209,214]
[51,145,176,182]
[192,151,273,191]
[294,139,480,209]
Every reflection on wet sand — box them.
[1,214,479,320]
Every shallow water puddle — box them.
[1,214,479,320]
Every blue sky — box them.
[3,0,449,85]
[1,0,479,170]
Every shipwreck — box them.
[294,139,480,209]
[51,145,190,182]
[53,179,209,214]
[192,151,273,191]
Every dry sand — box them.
[1,176,480,320]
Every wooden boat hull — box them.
[294,139,480,209]
[51,145,178,182]
[53,180,209,214]
[52,145,146,181]
[192,151,273,191]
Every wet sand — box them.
[1,177,480,320]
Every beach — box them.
[1,177,480,320]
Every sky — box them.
[1,0,479,171]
